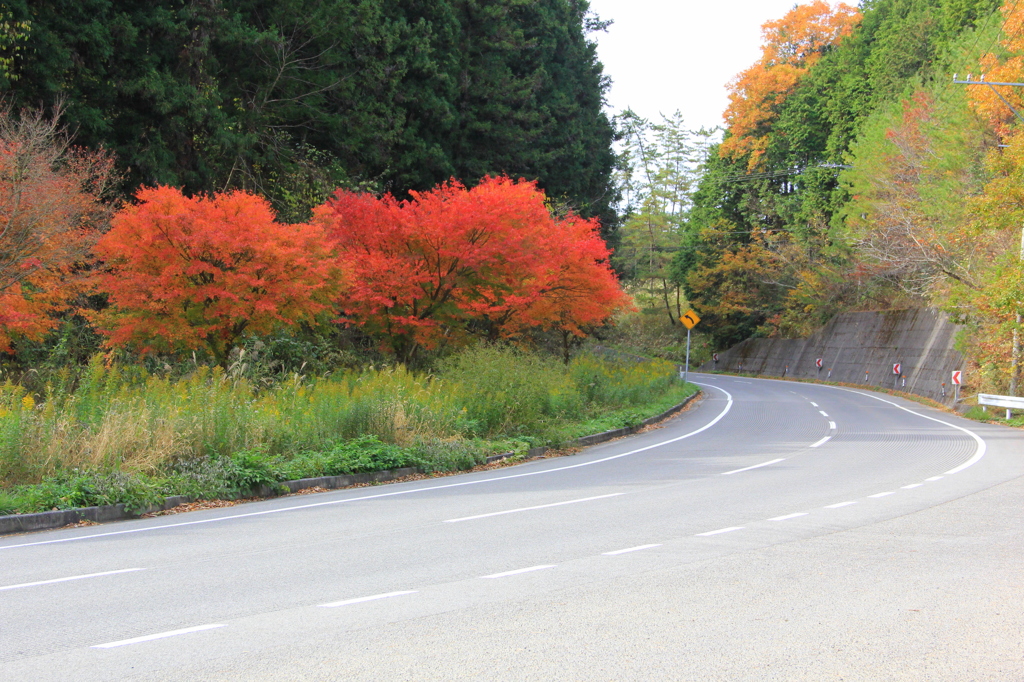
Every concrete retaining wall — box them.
[699,308,965,403]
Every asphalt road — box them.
[2,374,1022,681]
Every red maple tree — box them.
[93,186,339,365]
[315,176,627,362]
[0,107,115,352]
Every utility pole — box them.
[954,74,1024,394]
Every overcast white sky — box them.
[586,0,809,131]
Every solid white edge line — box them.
[826,387,986,475]
[481,565,556,579]
[769,512,808,521]
[319,590,417,608]
[721,458,785,475]
[603,544,662,556]
[0,568,145,592]
[444,493,623,523]
[926,476,944,481]
[809,436,831,448]
[902,483,924,489]
[825,501,857,509]
[869,491,895,498]
[92,624,225,649]
[1,387,735,552]
[696,526,744,537]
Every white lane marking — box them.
[869,491,895,498]
[734,381,752,384]
[696,526,744,537]
[926,476,944,481]
[828,421,837,430]
[0,388,735,552]
[809,436,831,448]
[603,544,661,556]
[819,410,829,417]
[444,493,623,523]
[825,501,857,509]
[769,512,808,521]
[721,458,785,475]
[320,591,417,608]
[92,624,225,649]
[810,402,819,407]
[828,388,986,475]
[481,565,556,579]
[902,483,924,489]
[0,568,145,592]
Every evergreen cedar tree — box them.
[3,0,616,241]
[314,176,628,363]
[92,187,339,367]
[0,109,114,353]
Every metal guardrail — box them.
[978,393,1024,419]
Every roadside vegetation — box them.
[0,347,693,515]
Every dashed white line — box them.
[828,421,837,430]
[901,483,924,489]
[810,402,819,407]
[869,491,895,498]
[444,493,624,523]
[320,591,418,608]
[825,501,857,509]
[481,565,556,579]
[0,568,145,592]
[819,410,829,417]
[769,512,808,521]
[92,624,225,649]
[809,436,831,448]
[696,526,744,537]
[926,476,944,481]
[603,544,662,556]
[721,458,785,475]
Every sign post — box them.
[680,310,701,385]
[815,358,823,374]
[952,370,962,402]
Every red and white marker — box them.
[815,358,823,369]
[952,370,962,385]
[892,363,901,375]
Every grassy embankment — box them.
[0,347,696,515]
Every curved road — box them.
[2,374,1022,680]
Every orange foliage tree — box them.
[0,106,115,352]
[315,176,628,363]
[720,0,860,168]
[93,186,339,366]
[970,1,1024,138]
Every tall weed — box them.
[0,348,682,499]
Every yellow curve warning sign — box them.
[680,310,700,329]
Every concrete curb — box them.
[0,391,700,537]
